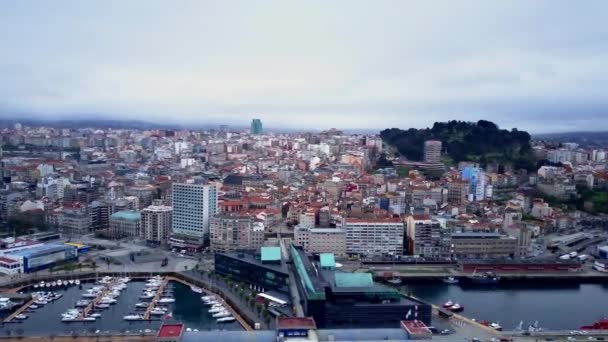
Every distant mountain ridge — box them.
[534,131,608,147]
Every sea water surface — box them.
[1,280,242,335]
[405,281,608,330]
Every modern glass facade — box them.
[250,119,263,135]
[214,253,289,292]
[289,245,432,328]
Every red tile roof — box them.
[277,317,317,329]
[401,320,432,335]
[157,323,184,338]
[0,257,19,264]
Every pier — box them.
[3,297,36,322]
[143,277,169,320]
[78,278,119,320]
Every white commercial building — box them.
[172,180,219,238]
[343,218,404,257]
[308,228,347,257]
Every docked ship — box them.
[581,318,608,330]
[464,271,499,285]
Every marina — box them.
[0,276,243,335]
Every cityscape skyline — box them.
[2,1,608,133]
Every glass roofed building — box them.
[214,246,289,292]
[290,245,431,328]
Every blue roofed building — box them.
[7,243,78,273]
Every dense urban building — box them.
[172,180,219,239]
[109,210,142,239]
[141,200,173,245]
[343,218,404,257]
[214,247,289,292]
[209,214,264,252]
[405,216,445,258]
[290,245,431,328]
[423,140,442,163]
[250,118,263,135]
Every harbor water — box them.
[405,281,608,330]
[0,280,242,335]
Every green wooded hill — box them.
[380,120,536,170]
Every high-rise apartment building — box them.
[250,118,263,135]
[343,217,404,257]
[447,180,469,204]
[142,200,173,244]
[461,167,486,201]
[405,215,445,257]
[423,140,442,163]
[172,180,219,238]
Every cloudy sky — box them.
[1,1,607,132]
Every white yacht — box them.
[135,302,149,308]
[123,314,143,321]
[150,308,167,315]
[190,286,203,294]
[208,306,225,313]
[489,322,503,331]
[74,280,81,285]
[99,297,117,304]
[15,314,28,320]
[217,316,235,323]
[158,298,175,304]
[75,300,90,307]
[140,292,155,299]
[212,311,231,318]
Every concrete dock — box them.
[79,278,120,319]
[3,297,36,322]
[143,277,169,320]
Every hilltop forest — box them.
[380,120,536,170]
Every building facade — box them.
[308,228,347,257]
[109,210,142,239]
[450,232,518,259]
[214,250,289,292]
[209,214,264,253]
[423,140,442,163]
[447,181,469,204]
[141,200,173,245]
[343,218,404,257]
[250,119,263,135]
[405,216,445,258]
[172,181,219,238]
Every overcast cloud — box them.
[1,0,607,132]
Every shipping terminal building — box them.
[214,245,431,329]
